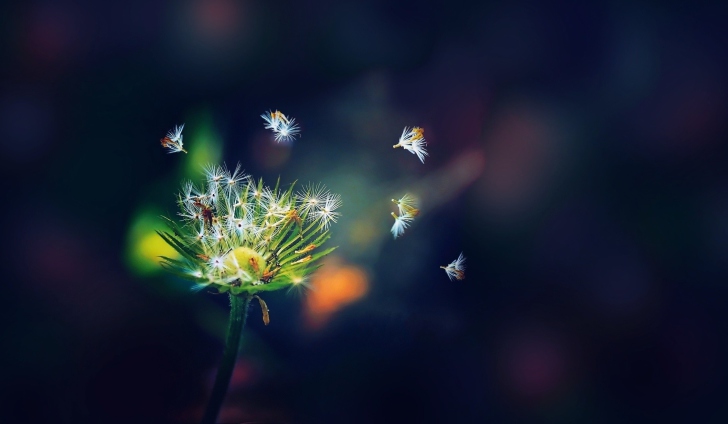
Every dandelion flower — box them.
[160,124,187,154]
[390,212,413,239]
[440,252,466,281]
[392,194,420,217]
[393,126,428,163]
[158,164,340,295]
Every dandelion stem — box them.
[201,293,252,424]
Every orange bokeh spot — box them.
[304,257,368,329]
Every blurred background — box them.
[2,0,728,422]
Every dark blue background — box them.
[2,0,727,422]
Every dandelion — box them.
[222,163,249,196]
[440,252,466,281]
[158,163,341,423]
[390,212,413,239]
[392,193,420,217]
[208,254,228,273]
[160,124,187,154]
[261,110,301,142]
[393,126,428,163]
[159,164,339,295]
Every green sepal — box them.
[159,260,207,283]
[279,233,332,266]
[156,230,200,263]
[161,216,189,239]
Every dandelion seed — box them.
[393,126,428,163]
[193,224,206,242]
[212,226,226,243]
[179,199,203,223]
[263,192,290,220]
[222,163,248,196]
[274,117,300,142]
[160,124,187,154]
[208,255,227,273]
[261,110,285,130]
[313,193,342,230]
[390,212,413,239]
[440,252,466,281]
[261,110,300,142]
[248,183,264,202]
[181,181,198,203]
[298,183,329,217]
[392,194,420,217]
[229,215,254,238]
[234,194,253,218]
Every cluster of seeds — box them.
[390,194,420,239]
[158,163,341,295]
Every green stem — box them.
[201,293,252,424]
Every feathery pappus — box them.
[261,110,300,142]
[440,253,466,281]
[390,194,419,239]
[160,124,187,154]
[393,126,428,163]
[392,193,420,217]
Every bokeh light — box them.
[304,256,369,329]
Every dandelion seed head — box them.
[160,164,341,294]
